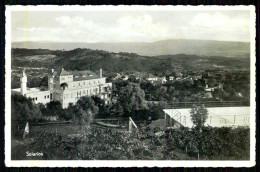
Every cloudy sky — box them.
[11,10,250,43]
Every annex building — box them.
[12,68,112,108]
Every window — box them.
[32,98,35,101]
[83,90,85,94]
[44,95,46,99]
[78,83,80,86]
[84,82,85,85]
[47,95,49,98]
[36,97,38,101]
[64,94,69,99]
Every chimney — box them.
[100,69,102,78]
[51,69,54,73]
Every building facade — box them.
[12,68,112,109]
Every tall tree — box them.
[190,105,208,129]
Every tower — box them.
[100,69,102,78]
[48,69,55,91]
[20,69,27,96]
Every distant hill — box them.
[11,48,250,77]
[12,39,250,58]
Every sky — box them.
[11,10,251,43]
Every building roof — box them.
[56,68,101,81]
[58,68,72,76]
[147,74,157,78]
[71,70,100,81]
[12,87,49,93]
[163,106,250,128]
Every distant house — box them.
[205,84,222,92]
[162,77,167,83]
[193,74,202,80]
[158,76,167,84]
[112,73,122,80]
[122,75,129,81]
[147,74,158,82]
[169,76,174,81]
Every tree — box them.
[74,96,99,129]
[75,96,99,114]
[91,96,109,117]
[59,103,74,121]
[115,82,148,117]
[190,105,208,129]
[11,94,43,137]
[12,94,42,123]
[45,101,63,116]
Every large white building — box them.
[12,68,112,108]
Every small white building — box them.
[169,76,174,81]
[147,74,158,82]
[12,69,51,104]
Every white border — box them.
[5,5,256,167]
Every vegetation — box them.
[12,124,250,160]
[165,126,250,160]
[11,48,249,77]
[11,94,42,126]
[190,105,209,129]
[11,93,250,161]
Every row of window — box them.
[58,79,105,89]
[71,80,101,87]
[32,94,50,101]
[44,95,50,99]
[61,76,72,81]
[63,88,100,99]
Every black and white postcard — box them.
[5,5,256,167]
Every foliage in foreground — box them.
[12,125,250,160]
[165,126,250,160]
